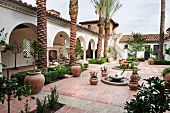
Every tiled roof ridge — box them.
[120,33,169,42]
[8,0,98,34]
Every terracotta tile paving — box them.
[1,61,170,113]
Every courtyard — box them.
[0,60,169,113]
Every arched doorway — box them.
[2,23,37,68]
[52,31,70,59]
[86,39,95,58]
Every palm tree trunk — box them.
[69,0,78,62]
[36,0,47,72]
[104,21,110,58]
[97,15,104,59]
[158,0,165,60]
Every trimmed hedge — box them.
[126,57,145,62]
[88,58,107,64]
[154,60,170,65]
[12,67,66,85]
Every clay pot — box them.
[148,58,154,65]
[89,78,98,85]
[128,81,138,91]
[108,58,113,63]
[71,64,82,77]
[163,73,170,83]
[24,72,45,94]
[101,72,108,77]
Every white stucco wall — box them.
[119,42,159,58]
[0,2,99,68]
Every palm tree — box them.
[91,0,105,59]
[103,0,122,58]
[36,0,47,72]
[158,0,165,60]
[69,0,78,62]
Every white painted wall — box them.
[119,42,159,58]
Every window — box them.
[23,39,30,58]
[88,25,91,30]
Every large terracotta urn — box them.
[148,58,154,65]
[163,73,170,83]
[71,64,81,77]
[24,72,45,94]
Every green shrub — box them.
[124,77,170,113]
[126,57,145,62]
[57,67,66,79]
[126,58,136,62]
[88,58,107,64]
[84,63,88,68]
[161,68,170,76]
[43,72,51,84]
[63,64,71,74]
[11,71,28,85]
[154,60,170,65]
[138,57,145,61]
[50,71,58,81]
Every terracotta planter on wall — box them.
[71,64,81,77]
[163,73,170,83]
[128,81,138,91]
[24,72,45,94]
[148,58,154,65]
[89,78,98,85]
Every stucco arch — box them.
[2,23,37,68]
[9,23,37,44]
[53,31,70,48]
[77,36,86,49]
[89,39,95,50]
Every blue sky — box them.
[22,0,170,35]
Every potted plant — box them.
[107,46,113,63]
[101,66,108,77]
[89,71,98,85]
[161,68,170,83]
[24,40,45,94]
[125,77,170,113]
[148,48,154,65]
[128,67,140,91]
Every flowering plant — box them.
[130,75,140,82]
[89,71,98,78]
[101,66,107,72]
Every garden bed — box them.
[30,103,65,113]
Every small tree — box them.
[0,76,31,113]
[127,32,146,58]
[10,41,23,69]
[30,40,44,72]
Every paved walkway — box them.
[0,60,170,113]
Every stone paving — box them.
[0,60,170,113]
